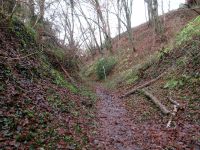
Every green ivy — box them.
[10,16,36,47]
[51,69,78,93]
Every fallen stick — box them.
[138,89,170,115]
[120,71,167,98]
[166,96,181,128]
[168,96,180,107]
[55,57,77,85]
[166,105,178,128]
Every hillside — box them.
[82,9,200,149]
[0,16,96,149]
[113,8,199,74]
[83,8,199,80]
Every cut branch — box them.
[166,96,182,128]
[166,105,178,128]
[168,96,180,107]
[120,71,167,98]
[138,89,170,115]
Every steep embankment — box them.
[83,8,199,82]
[117,15,200,149]
[113,8,199,79]
[0,17,96,149]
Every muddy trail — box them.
[94,86,141,150]
[93,84,200,150]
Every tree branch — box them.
[120,71,167,98]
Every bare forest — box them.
[0,0,200,149]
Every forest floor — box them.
[92,81,199,150]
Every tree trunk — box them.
[94,0,113,54]
[77,2,102,55]
[122,0,135,51]
[39,0,45,22]
[117,0,122,40]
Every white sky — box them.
[110,0,185,37]
[132,0,185,27]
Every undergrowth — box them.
[10,16,36,48]
[0,15,96,149]
[51,69,78,93]
[176,16,200,45]
[96,57,117,80]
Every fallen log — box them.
[138,89,170,115]
[120,72,167,98]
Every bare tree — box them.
[76,0,103,55]
[144,0,152,25]
[39,0,45,21]
[109,0,123,48]
[144,0,163,34]
[33,0,45,26]
[168,0,171,12]
[66,0,75,49]
[121,0,135,51]
[90,0,113,53]
[97,14,103,54]
[117,0,122,39]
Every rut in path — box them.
[95,86,141,150]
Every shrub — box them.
[96,57,117,80]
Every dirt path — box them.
[94,86,141,150]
